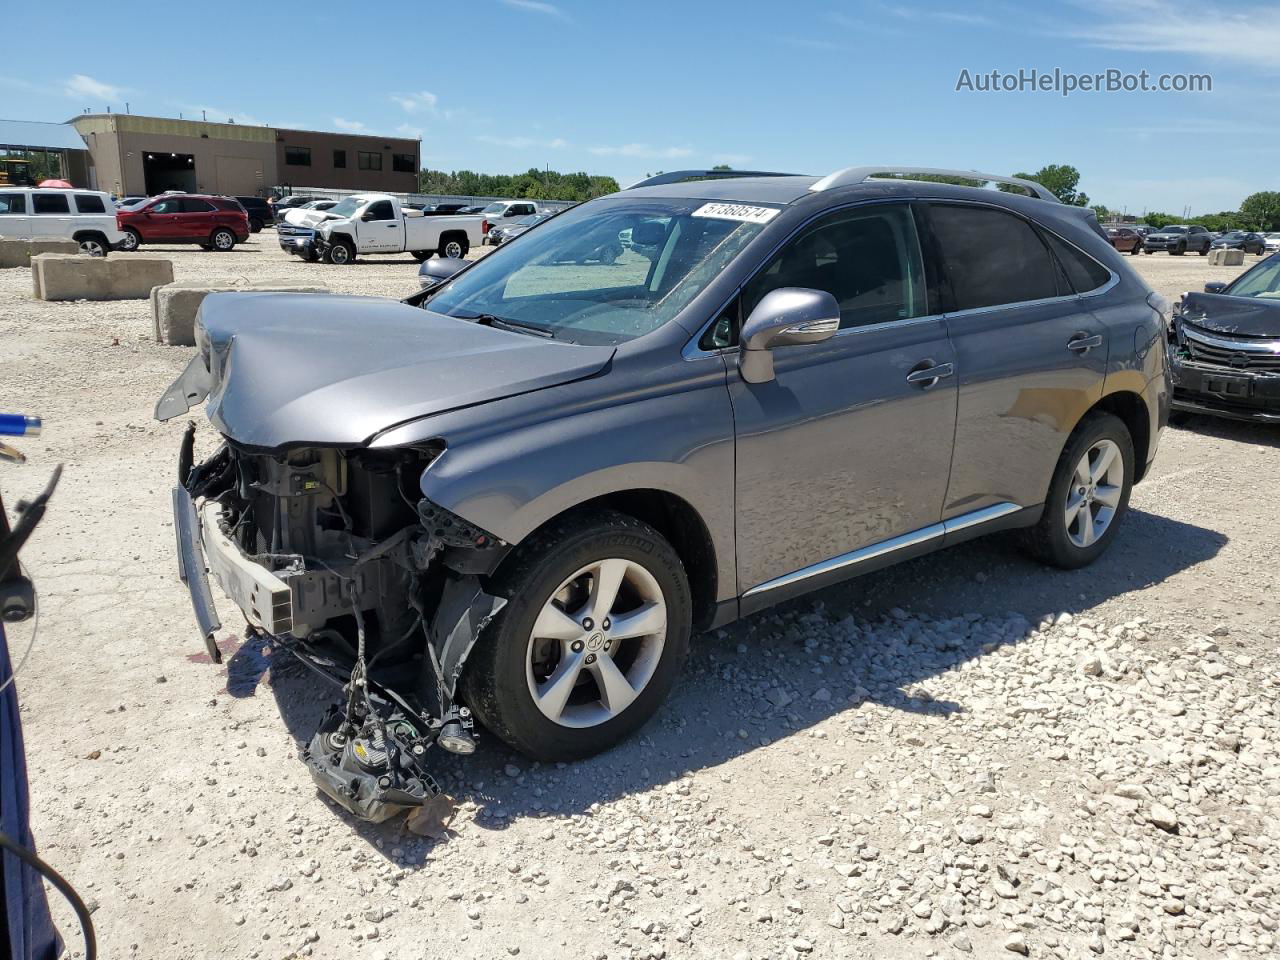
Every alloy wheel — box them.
[79,239,106,257]
[1065,439,1124,549]
[525,558,668,728]
[213,231,234,251]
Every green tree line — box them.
[419,167,620,201]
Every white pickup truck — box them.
[277,193,486,264]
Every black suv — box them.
[234,196,274,233]
[1143,224,1212,256]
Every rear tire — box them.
[76,234,108,257]
[1128,242,1139,255]
[440,235,469,259]
[249,218,264,233]
[119,228,141,252]
[210,228,236,252]
[461,509,692,762]
[1020,412,1134,570]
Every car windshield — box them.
[1163,226,1187,233]
[325,197,363,218]
[426,198,772,346]
[1225,258,1280,300]
[482,202,508,215]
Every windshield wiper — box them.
[455,313,555,338]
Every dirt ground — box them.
[2,235,1277,960]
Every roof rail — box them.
[627,169,802,190]
[809,166,1059,203]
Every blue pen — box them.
[0,414,41,438]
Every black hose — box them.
[0,829,97,960]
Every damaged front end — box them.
[170,422,507,822]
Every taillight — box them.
[482,219,490,234]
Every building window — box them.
[392,153,416,173]
[333,149,346,168]
[358,151,383,171]
[285,146,311,167]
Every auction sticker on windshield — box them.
[691,202,781,224]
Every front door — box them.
[355,199,401,252]
[923,202,1109,519]
[142,196,185,241]
[727,202,958,600]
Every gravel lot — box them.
[2,234,1278,960]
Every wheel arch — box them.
[496,488,720,631]
[438,229,469,252]
[1083,389,1152,482]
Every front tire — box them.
[325,239,355,264]
[461,509,692,762]
[1198,245,1209,256]
[1172,243,1186,256]
[1021,413,1134,570]
[410,250,432,263]
[210,228,236,252]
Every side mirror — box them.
[738,287,840,384]
[417,256,469,290]
[360,210,376,221]
[1204,281,1228,294]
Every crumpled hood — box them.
[1180,291,1280,338]
[195,293,614,449]
[283,209,340,227]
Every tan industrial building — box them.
[68,114,420,197]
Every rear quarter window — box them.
[73,194,106,214]
[0,193,26,214]
[1043,232,1112,293]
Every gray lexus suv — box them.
[158,166,1169,821]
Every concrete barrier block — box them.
[0,237,80,269]
[1209,248,1244,267]
[32,254,173,301]
[153,283,329,346]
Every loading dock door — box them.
[143,151,196,194]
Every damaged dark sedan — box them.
[157,166,1168,822]
[1170,252,1280,423]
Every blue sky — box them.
[2,0,1276,213]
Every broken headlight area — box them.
[176,430,507,821]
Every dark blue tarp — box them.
[1,621,63,960]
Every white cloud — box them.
[64,74,125,102]
[588,143,695,159]
[391,91,439,113]
[1063,1,1280,70]
[180,104,263,126]
[332,117,369,133]
[501,0,570,19]
[476,134,568,149]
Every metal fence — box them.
[270,185,578,212]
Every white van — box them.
[0,188,128,256]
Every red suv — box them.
[117,195,250,252]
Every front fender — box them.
[390,364,739,604]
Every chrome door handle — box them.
[1068,333,1103,352]
[906,361,955,388]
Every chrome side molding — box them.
[742,501,1022,598]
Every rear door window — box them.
[928,204,1060,310]
[32,193,71,214]
[181,198,216,213]
[73,194,106,214]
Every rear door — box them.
[29,191,73,238]
[354,199,401,252]
[179,197,217,240]
[0,191,32,238]
[728,202,958,603]
[924,202,1108,520]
